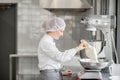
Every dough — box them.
[85,45,99,62]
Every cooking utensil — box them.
[79,58,110,70]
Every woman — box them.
[38,17,88,80]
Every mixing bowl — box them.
[79,58,110,70]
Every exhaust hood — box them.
[40,0,93,9]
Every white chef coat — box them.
[38,34,76,70]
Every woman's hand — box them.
[80,40,89,50]
[75,40,89,52]
[62,69,73,76]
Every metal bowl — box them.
[79,59,110,70]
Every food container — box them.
[79,58,110,70]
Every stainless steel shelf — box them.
[9,54,38,80]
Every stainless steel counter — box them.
[9,54,38,80]
[10,53,37,57]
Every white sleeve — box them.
[40,41,76,62]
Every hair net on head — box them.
[43,17,66,32]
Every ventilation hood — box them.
[40,0,93,10]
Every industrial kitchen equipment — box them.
[77,15,116,80]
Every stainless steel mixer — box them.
[80,15,117,64]
[77,15,116,80]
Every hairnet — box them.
[43,17,66,32]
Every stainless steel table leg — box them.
[9,57,12,80]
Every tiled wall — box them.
[17,0,53,53]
